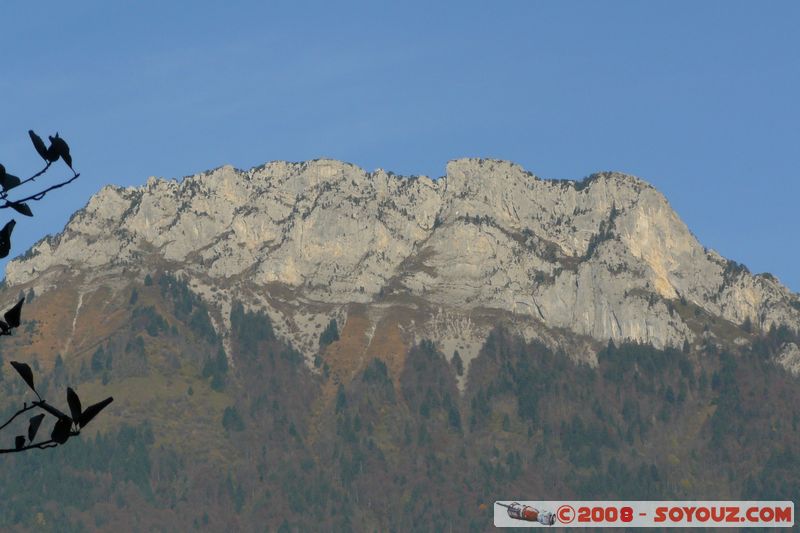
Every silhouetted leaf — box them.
[67,387,82,423]
[49,134,72,169]
[0,219,16,259]
[0,164,21,192]
[28,130,49,161]
[9,202,33,217]
[15,435,25,450]
[45,144,59,162]
[28,413,45,442]
[78,396,113,428]
[0,173,20,191]
[10,361,35,393]
[51,417,71,444]
[4,298,24,328]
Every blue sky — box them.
[2,1,798,291]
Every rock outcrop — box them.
[6,158,800,366]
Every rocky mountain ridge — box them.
[5,158,800,369]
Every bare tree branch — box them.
[0,434,79,454]
[0,130,112,456]
[0,172,80,207]
[0,162,53,201]
[0,398,85,454]
[0,402,38,433]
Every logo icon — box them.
[557,504,576,524]
[497,502,556,525]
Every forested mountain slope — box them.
[0,272,797,531]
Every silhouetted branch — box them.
[0,399,83,454]
[0,441,58,454]
[1,172,81,206]
[31,399,68,420]
[0,130,81,258]
[0,162,52,200]
[0,402,38,433]
[0,390,111,455]
[0,130,112,455]
[0,434,78,455]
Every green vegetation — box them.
[362,358,390,387]
[132,305,169,337]
[0,276,798,531]
[230,300,275,356]
[0,424,154,529]
[451,350,464,376]
[91,346,113,374]
[318,319,339,348]
[202,348,228,391]
[222,406,245,432]
[158,273,218,344]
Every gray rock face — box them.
[6,158,800,357]
[777,343,800,376]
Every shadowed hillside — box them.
[0,271,798,531]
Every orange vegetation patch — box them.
[5,284,81,368]
[324,308,372,385]
[307,307,371,442]
[65,286,130,361]
[308,305,412,444]
[365,314,409,391]
[323,305,413,389]
[4,282,144,370]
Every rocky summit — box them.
[5,158,800,372]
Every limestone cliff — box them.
[5,158,799,369]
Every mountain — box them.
[6,158,800,369]
[0,159,799,531]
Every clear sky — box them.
[2,1,798,292]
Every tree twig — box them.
[0,426,81,454]
[0,163,52,201]
[0,402,38,433]
[0,438,59,454]
[0,400,80,454]
[0,172,80,207]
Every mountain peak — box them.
[5,158,799,364]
